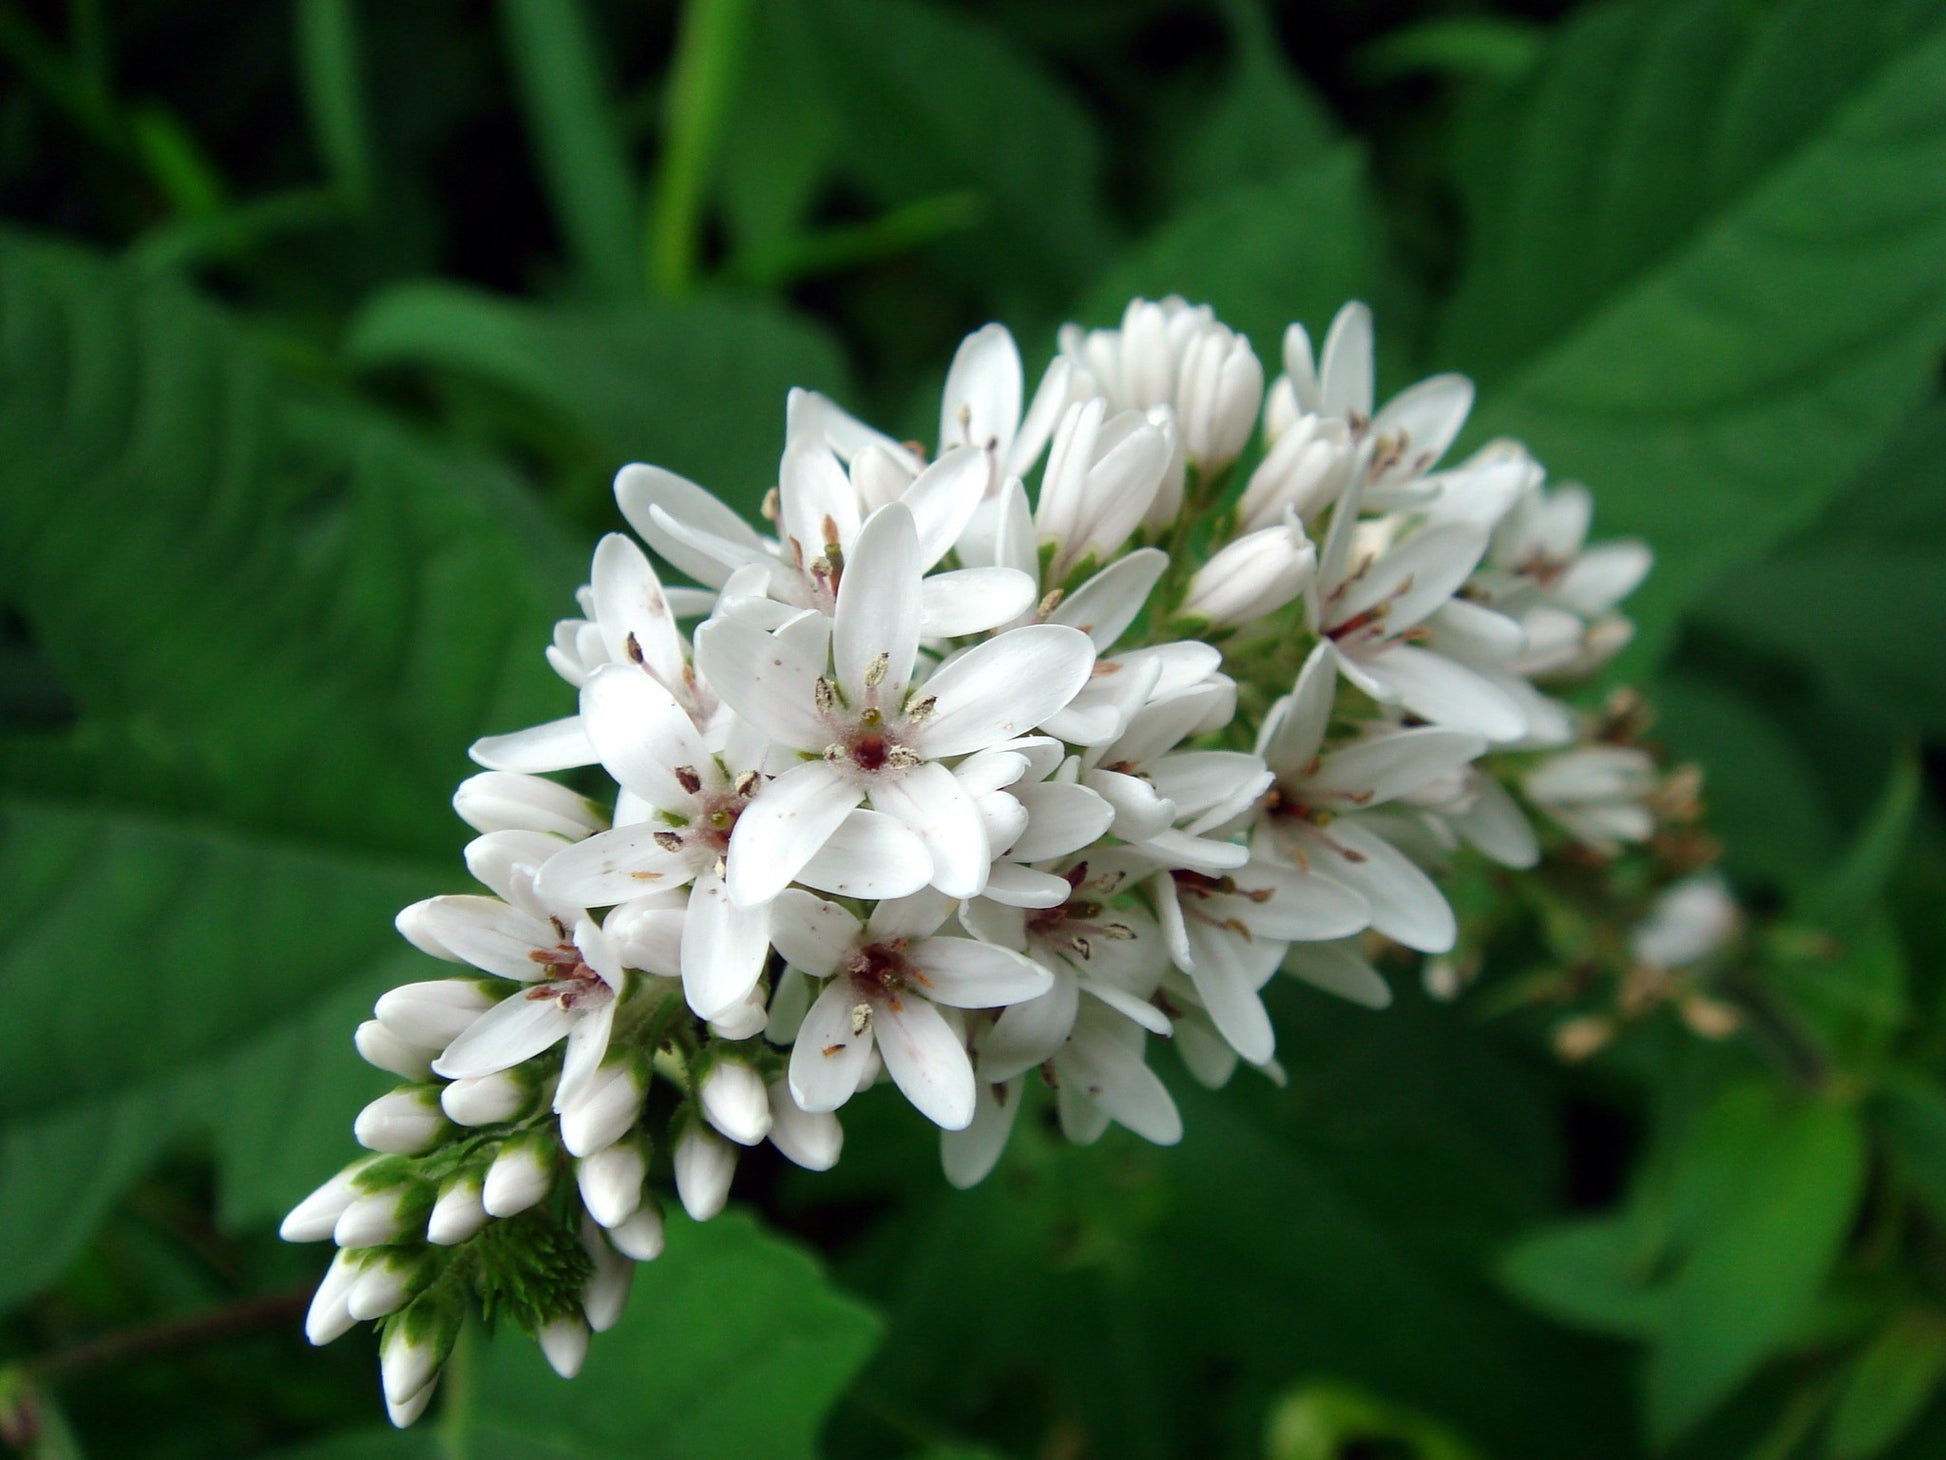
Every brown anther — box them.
[734,770,761,797]
[1037,589,1064,619]
[673,764,704,795]
[624,631,646,666]
[886,745,923,769]
[849,1003,874,1036]
[1071,936,1092,961]
[814,677,837,714]
[863,653,889,690]
[761,487,780,522]
[1222,917,1254,941]
[653,830,685,852]
[821,1042,848,1057]
[821,514,843,550]
[904,694,936,723]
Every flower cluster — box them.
[285,296,1689,1422]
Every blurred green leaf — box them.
[498,0,641,298]
[714,0,840,255]
[1157,0,1337,207]
[0,233,575,1309]
[1699,401,1946,739]
[296,0,376,211]
[1648,1086,1867,1445]
[785,0,1113,309]
[648,0,753,298]
[260,1429,432,1460]
[1499,1215,1666,1340]
[456,1213,881,1460]
[1876,1075,1946,1228]
[1828,1311,1946,1460]
[347,280,851,515]
[1081,149,1370,362]
[1354,17,1546,85]
[1814,751,1922,933]
[1267,1381,1488,1460]
[1445,0,1946,665]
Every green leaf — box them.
[714,0,840,255]
[1266,1381,1489,1460]
[648,0,755,298]
[1499,1215,1667,1340]
[1700,401,1946,739]
[1876,1075,1946,1228]
[498,0,641,299]
[0,234,574,1309]
[347,280,851,517]
[1443,0,1946,665]
[456,1213,882,1460]
[1828,1312,1946,1460]
[1079,150,1370,362]
[788,0,1113,309]
[295,0,376,211]
[1156,0,1337,207]
[1647,1087,1867,1445]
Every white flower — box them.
[1632,875,1741,970]
[673,1123,737,1220]
[1237,411,1355,532]
[777,887,1052,1129]
[695,502,1097,905]
[1256,643,1478,954]
[938,322,1074,478]
[1032,397,1175,579]
[1522,745,1658,855]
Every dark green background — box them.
[2,1,1944,1457]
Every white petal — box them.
[1360,644,1529,742]
[534,825,690,907]
[1061,1023,1181,1144]
[410,897,552,980]
[470,716,597,773]
[788,979,875,1113]
[691,619,828,752]
[865,886,958,943]
[1370,372,1472,480]
[789,387,920,470]
[590,533,687,685]
[978,863,1075,908]
[1455,775,1540,868]
[1051,548,1169,649]
[768,889,861,977]
[942,1077,1025,1188]
[1309,728,1487,809]
[902,446,991,568]
[1009,357,1073,478]
[869,761,990,899]
[940,324,1022,457]
[1556,541,1652,616]
[908,936,1053,1009]
[980,974,1080,1082]
[614,464,768,589]
[1241,859,1371,942]
[796,809,933,899]
[876,997,977,1130]
[919,567,1038,637]
[724,760,864,907]
[681,872,772,1017]
[1084,768,1178,842]
[1007,782,1114,862]
[834,502,922,702]
[914,624,1097,756]
[1283,941,1392,1009]
[1306,818,1455,953]
[1181,924,1276,1064]
[1331,525,1487,635]
[1318,302,1373,420]
[433,994,576,1079]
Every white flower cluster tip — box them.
[286,296,1661,1422]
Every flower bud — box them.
[1180,515,1317,628]
[453,770,605,838]
[441,1071,529,1127]
[482,1133,555,1217]
[673,1125,736,1222]
[707,984,769,1041]
[348,1250,423,1322]
[373,979,498,1047]
[1237,414,1353,531]
[579,1222,636,1331]
[608,1202,666,1263]
[281,1159,377,1243]
[538,1315,591,1379]
[335,1185,425,1249]
[766,1080,843,1171]
[1175,324,1262,472]
[427,1174,489,1245]
[559,1056,646,1158]
[380,1298,459,1414]
[355,1020,435,1081]
[699,1060,773,1146]
[576,1138,646,1229]
[305,1250,362,1345]
[355,1088,449,1156]
[385,1378,437,1430]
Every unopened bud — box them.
[482,1133,555,1217]
[385,1378,437,1430]
[559,1056,647,1157]
[335,1184,428,1249]
[454,770,605,838]
[708,984,770,1041]
[379,1299,459,1413]
[1237,414,1353,531]
[355,1088,449,1156]
[348,1250,423,1322]
[373,979,498,1048]
[700,1061,773,1146]
[441,1070,529,1127]
[1176,324,1263,472]
[426,1174,489,1245]
[1180,515,1317,628]
[608,1201,666,1263]
[579,1222,636,1330]
[577,1139,647,1229]
[305,1250,362,1345]
[673,1125,736,1221]
[766,1080,843,1171]
[355,1020,436,1081]
[281,1159,377,1243]
[538,1315,591,1379]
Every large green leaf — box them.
[1441,0,1946,663]
[461,1213,882,1460]
[0,234,576,1310]
[347,280,851,515]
